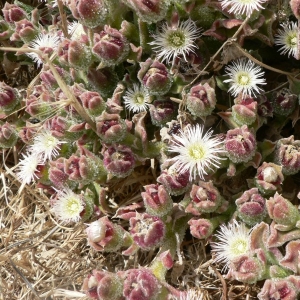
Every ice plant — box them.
[82,269,124,300]
[224,125,257,163]
[51,188,84,223]
[123,84,150,113]
[86,216,129,252]
[26,33,60,67]
[16,152,43,190]
[219,0,267,16]
[149,19,201,63]
[274,21,298,58]
[121,268,163,300]
[168,124,225,181]
[235,188,267,226]
[210,220,251,270]
[224,58,266,98]
[29,129,65,162]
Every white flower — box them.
[16,152,43,189]
[168,124,225,181]
[27,33,60,67]
[210,220,251,270]
[224,58,266,98]
[51,188,84,223]
[123,84,150,113]
[28,129,66,161]
[219,0,267,16]
[68,21,85,40]
[149,19,201,63]
[274,21,298,58]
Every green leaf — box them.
[215,75,230,92]
[288,75,300,96]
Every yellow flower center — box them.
[46,136,57,147]
[239,75,250,85]
[135,95,144,104]
[168,31,185,47]
[290,36,297,46]
[230,238,248,256]
[66,198,81,214]
[188,144,205,160]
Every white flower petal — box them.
[16,152,43,185]
[168,124,225,181]
[149,19,201,64]
[274,21,298,58]
[219,0,267,16]
[26,33,60,67]
[123,84,150,113]
[28,129,66,161]
[51,189,84,223]
[210,220,251,270]
[224,58,266,98]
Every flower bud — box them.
[272,88,297,116]
[103,144,135,178]
[186,82,216,117]
[87,67,119,97]
[92,26,129,66]
[129,213,165,250]
[258,276,300,300]
[257,95,273,118]
[86,216,128,252]
[224,125,257,163]
[40,67,71,90]
[273,135,300,175]
[186,181,222,214]
[231,96,257,126]
[79,91,106,119]
[149,99,177,126]
[157,166,190,196]
[123,0,170,23]
[188,218,217,239]
[46,116,83,142]
[138,58,172,96]
[25,90,55,118]
[95,112,127,143]
[49,158,74,189]
[0,122,18,148]
[82,269,123,300]
[11,19,37,43]
[228,255,265,284]
[58,37,92,69]
[255,162,284,196]
[62,154,101,184]
[235,188,266,226]
[122,268,162,300]
[141,184,173,217]
[19,123,39,144]
[68,0,108,28]
[2,3,26,23]
[267,192,300,231]
[0,82,20,114]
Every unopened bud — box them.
[224,125,257,163]
[138,58,172,96]
[186,82,216,117]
